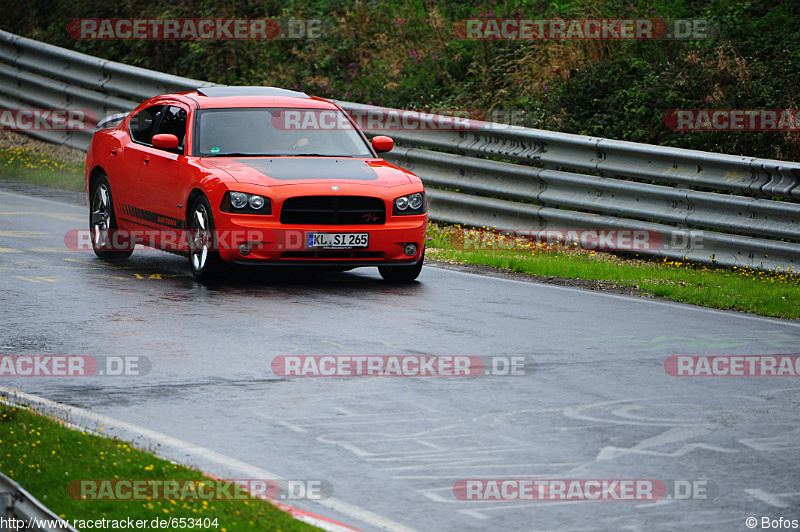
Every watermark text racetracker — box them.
[272,108,530,131]
[665,355,800,377]
[69,478,332,501]
[0,109,97,131]
[449,228,704,252]
[455,18,717,40]
[0,356,150,377]
[3,516,220,531]
[68,18,328,40]
[454,479,716,501]
[271,355,529,377]
[665,109,799,132]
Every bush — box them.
[2,0,797,159]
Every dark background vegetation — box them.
[2,0,798,160]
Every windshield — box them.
[195,107,374,158]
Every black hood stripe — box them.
[235,158,379,181]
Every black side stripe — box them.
[119,203,186,230]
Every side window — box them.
[154,106,188,152]
[129,105,166,145]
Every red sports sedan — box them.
[85,86,427,283]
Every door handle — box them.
[110,148,117,157]
[143,156,150,166]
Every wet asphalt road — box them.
[1,187,800,532]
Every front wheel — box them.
[378,250,424,283]
[89,175,133,261]
[187,196,225,283]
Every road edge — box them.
[0,386,417,532]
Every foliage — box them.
[1,0,798,159]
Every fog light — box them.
[238,243,252,256]
[404,243,418,256]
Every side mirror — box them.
[372,136,394,153]
[152,133,180,150]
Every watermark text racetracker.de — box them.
[665,109,799,132]
[454,18,717,40]
[453,479,716,501]
[68,18,328,40]
[665,355,800,377]
[67,229,313,252]
[271,107,529,131]
[0,355,150,377]
[271,355,529,377]
[0,109,97,131]
[2,516,221,531]
[69,478,332,502]
[448,228,704,253]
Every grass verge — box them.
[427,223,800,319]
[0,146,84,192]
[0,395,322,532]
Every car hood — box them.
[202,157,413,186]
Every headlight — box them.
[393,192,426,216]
[221,192,271,214]
[249,195,265,210]
[230,192,248,209]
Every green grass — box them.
[0,396,322,532]
[0,146,84,191]
[428,223,800,319]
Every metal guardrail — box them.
[2,29,800,271]
[0,30,214,151]
[0,472,79,532]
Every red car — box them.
[85,86,427,283]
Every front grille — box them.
[281,251,385,259]
[280,196,386,225]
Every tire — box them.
[89,175,133,261]
[187,195,226,283]
[379,249,424,283]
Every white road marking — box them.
[745,488,798,508]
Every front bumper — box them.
[213,214,427,264]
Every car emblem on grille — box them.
[331,186,339,191]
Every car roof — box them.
[196,86,310,98]
[160,86,338,110]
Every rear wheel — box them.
[379,250,424,283]
[187,195,225,283]
[89,175,132,261]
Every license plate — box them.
[307,232,369,249]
